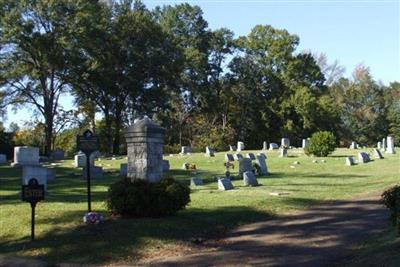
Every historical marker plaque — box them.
[22,178,45,241]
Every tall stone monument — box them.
[386,136,396,154]
[125,117,165,183]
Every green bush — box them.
[107,177,190,217]
[305,131,336,157]
[381,185,400,232]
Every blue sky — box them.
[3,0,399,129]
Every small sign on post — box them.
[77,130,99,212]
[22,178,45,241]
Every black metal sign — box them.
[76,129,99,213]
[77,130,99,156]
[22,178,45,241]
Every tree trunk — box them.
[44,116,53,156]
[113,113,122,155]
[104,113,113,155]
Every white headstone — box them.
[74,153,94,168]
[350,141,358,149]
[358,152,371,163]
[386,136,396,154]
[281,138,290,148]
[0,154,6,164]
[246,153,256,160]
[12,146,40,166]
[373,148,384,159]
[279,148,288,157]
[243,171,258,186]
[257,152,267,159]
[229,145,237,151]
[302,139,309,149]
[263,141,268,150]
[382,138,386,151]
[233,153,243,161]
[225,154,234,162]
[345,156,355,166]
[22,166,56,190]
[205,146,215,157]
[255,155,268,175]
[377,141,382,149]
[239,158,253,176]
[218,178,234,190]
[180,146,192,155]
[190,177,203,186]
[269,143,278,150]
[237,142,245,152]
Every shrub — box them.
[107,177,190,217]
[381,185,400,232]
[305,131,336,157]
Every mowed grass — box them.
[0,148,399,264]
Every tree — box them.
[0,0,80,155]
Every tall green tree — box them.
[0,0,80,155]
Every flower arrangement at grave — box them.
[83,212,104,225]
[184,163,197,170]
[224,161,235,178]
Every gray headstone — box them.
[229,145,237,151]
[237,142,245,152]
[246,153,256,160]
[225,153,234,162]
[239,158,253,176]
[281,138,290,148]
[83,166,104,179]
[233,153,243,161]
[350,141,358,149]
[243,171,258,186]
[125,117,165,183]
[269,143,279,150]
[373,148,384,159]
[205,146,215,157]
[218,178,234,190]
[22,166,55,191]
[257,152,267,159]
[74,153,95,168]
[190,177,203,186]
[255,155,268,175]
[162,160,170,171]
[345,156,355,166]
[51,149,65,160]
[120,163,127,177]
[0,154,6,164]
[279,148,288,157]
[382,138,386,151]
[263,141,268,150]
[386,136,396,154]
[180,146,192,155]
[358,152,371,163]
[302,139,309,149]
[12,146,40,167]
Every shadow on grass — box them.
[0,206,271,265]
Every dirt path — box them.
[146,192,389,267]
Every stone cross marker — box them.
[125,117,165,183]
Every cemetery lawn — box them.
[0,148,399,265]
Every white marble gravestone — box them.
[350,141,358,149]
[373,148,384,159]
[180,146,192,155]
[229,145,236,151]
[281,138,290,148]
[239,158,253,176]
[302,139,309,149]
[246,153,256,160]
[257,152,267,159]
[243,171,258,186]
[377,141,382,149]
[237,142,245,152]
[225,154,234,162]
[22,166,55,191]
[345,156,355,166]
[269,143,278,150]
[74,152,95,168]
[233,153,243,161]
[263,141,268,150]
[218,178,234,190]
[279,148,288,157]
[386,136,396,154]
[358,152,371,163]
[12,146,40,167]
[205,146,215,157]
[255,155,268,175]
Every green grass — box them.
[0,148,399,264]
[343,228,400,267]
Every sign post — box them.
[77,130,99,212]
[22,178,45,241]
